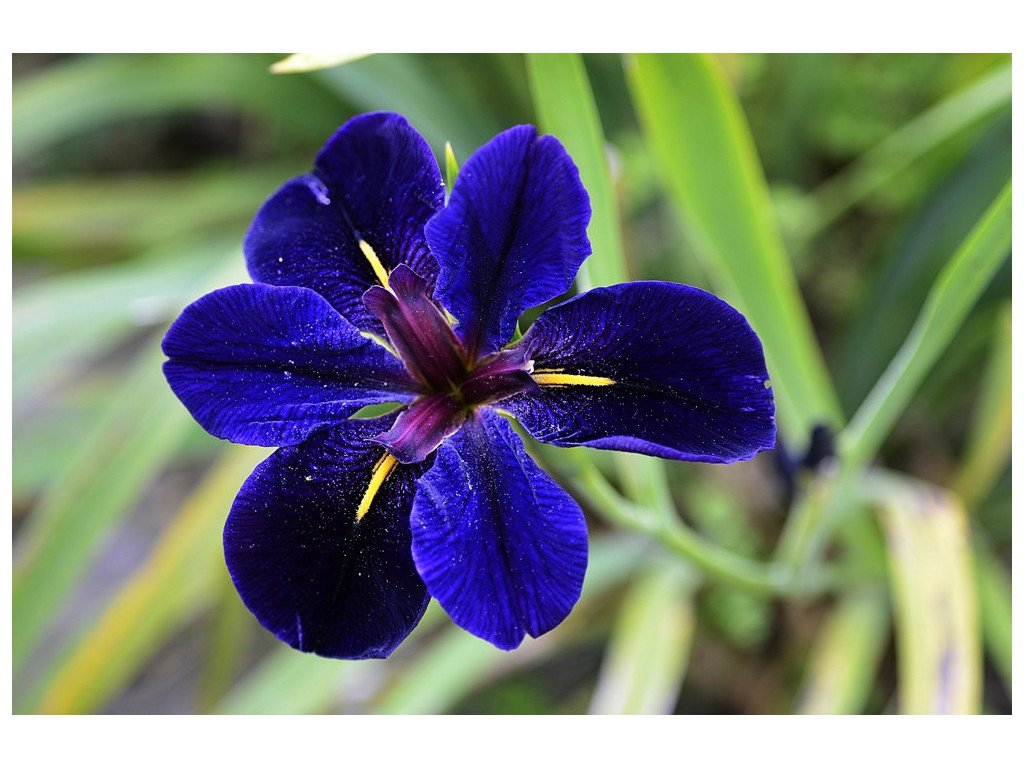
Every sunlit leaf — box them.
[526,53,629,289]
[871,472,980,714]
[588,562,695,714]
[795,589,889,714]
[444,141,459,192]
[270,53,369,74]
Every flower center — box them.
[363,264,470,394]
[363,264,536,464]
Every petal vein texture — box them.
[224,419,430,659]
[162,283,414,447]
[245,112,445,335]
[426,125,591,357]
[505,282,776,462]
[410,409,588,650]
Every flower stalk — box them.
[553,448,829,597]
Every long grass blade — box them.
[970,536,1011,696]
[526,53,629,289]
[627,53,842,436]
[312,54,504,160]
[954,303,1011,509]
[973,539,1012,691]
[12,240,235,403]
[213,605,447,715]
[12,344,197,678]
[588,562,695,714]
[14,171,286,261]
[198,551,260,712]
[213,648,365,715]
[13,252,247,680]
[808,63,1011,239]
[841,183,1011,469]
[371,535,644,714]
[13,53,341,161]
[836,113,1010,410]
[370,626,521,715]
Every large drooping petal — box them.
[224,419,430,660]
[502,282,776,463]
[410,409,588,650]
[425,125,591,358]
[163,283,415,447]
[245,112,445,332]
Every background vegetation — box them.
[12,52,1011,714]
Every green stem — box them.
[775,183,1012,581]
[773,468,836,568]
[571,460,823,596]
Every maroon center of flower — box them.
[363,265,537,463]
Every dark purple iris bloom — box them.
[162,112,775,659]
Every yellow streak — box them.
[356,452,399,522]
[359,239,390,289]
[35,446,267,714]
[533,371,616,387]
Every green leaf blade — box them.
[841,182,1011,469]
[627,53,842,437]
[526,53,629,289]
[588,563,695,714]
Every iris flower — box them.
[163,112,775,659]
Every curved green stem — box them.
[571,460,827,597]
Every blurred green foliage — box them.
[12,53,1010,714]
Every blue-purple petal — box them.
[410,409,588,650]
[425,125,591,358]
[225,419,430,660]
[162,283,415,447]
[245,112,445,332]
[503,282,776,462]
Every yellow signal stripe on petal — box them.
[359,239,390,290]
[356,452,399,522]
[532,370,616,387]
